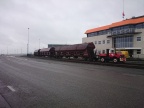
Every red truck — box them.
[99,49,126,63]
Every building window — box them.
[136,24,143,29]
[102,50,105,54]
[98,41,101,44]
[98,31,102,35]
[102,40,105,44]
[114,36,133,48]
[137,50,141,54]
[87,34,90,37]
[102,30,107,35]
[137,37,141,41]
[124,25,129,29]
[95,41,97,44]
[91,33,95,36]
[107,40,110,44]
[94,32,98,36]
[98,50,101,54]
[107,29,111,34]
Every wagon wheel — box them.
[100,57,105,63]
[89,58,93,61]
[113,58,118,63]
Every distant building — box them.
[48,44,69,48]
[83,15,144,58]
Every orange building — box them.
[83,15,144,58]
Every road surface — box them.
[0,56,144,108]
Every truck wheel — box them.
[113,58,118,63]
[101,57,105,63]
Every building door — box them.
[128,50,133,57]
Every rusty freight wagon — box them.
[55,42,95,60]
[34,49,41,56]
[34,42,126,63]
[39,47,55,57]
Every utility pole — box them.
[39,39,40,49]
[21,48,22,54]
[27,28,29,56]
[7,46,8,55]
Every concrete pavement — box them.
[0,80,11,108]
[0,56,144,108]
[0,94,11,108]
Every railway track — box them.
[26,56,144,69]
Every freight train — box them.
[34,42,126,63]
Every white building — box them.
[82,15,144,58]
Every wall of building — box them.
[133,29,144,58]
[134,29,144,47]
[133,50,144,58]
[82,34,112,54]
[83,29,144,58]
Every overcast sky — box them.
[0,0,144,54]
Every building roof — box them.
[85,16,144,34]
[85,25,111,34]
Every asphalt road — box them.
[0,56,144,108]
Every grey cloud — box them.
[0,0,144,54]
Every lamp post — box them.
[39,39,40,49]
[21,48,22,54]
[27,28,29,56]
[7,46,8,55]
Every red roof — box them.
[110,17,144,28]
[85,25,111,34]
[85,16,144,34]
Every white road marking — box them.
[7,86,16,92]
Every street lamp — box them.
[39,39,40,49]
[7,46,8,55]
[27,28,29,56]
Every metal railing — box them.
[111,28,135,35]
